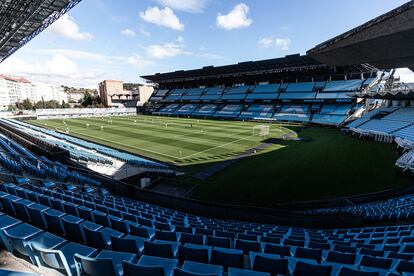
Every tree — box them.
[81,92,103,108]
[19,98,33,110]
[7,104,16,111]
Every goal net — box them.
[252,125,270,137]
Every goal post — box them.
[252,125,270,137]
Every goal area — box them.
[252,125,270,137]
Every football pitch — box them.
[31,115,295,165]
[29,116,411,206]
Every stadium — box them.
[0,0,413,275]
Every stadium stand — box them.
[346,107,414,141]
[36,108,136,120]
[3,119,169,171]
[148,78,375,126]
[0,159,413,275]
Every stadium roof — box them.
[142,54,374,84]
[307,0,414,69]
[0,0,82,63]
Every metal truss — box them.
[0,0,82,63]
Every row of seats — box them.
[2,181,414,275]
[347,107,414,141]
[152,79,372,103]
[5,119,170,171]
[155,103,354,125]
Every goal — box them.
[252,125,270,137]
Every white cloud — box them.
[258,37,291,50]
[0,48,157,88]
[156,0,207,13]
[147,43,187,58]
[275,38,291,50]
[48,14,93,40]
[127,54,155,67]
[216,3,252,30]
[395,68,414,83]
[176,36,184,42]
[139,26,151,36]
[121,28,136,37]
[140,6,184,31]
[258,37,274,48]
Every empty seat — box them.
[178,244,210,264]
[395,259,414,274]
[294,247,322,262]
[130,224,154,239]
[207,236,231,248]
[326,251,356,265]
[263,244,291,257]
[173,267,218,276]
[211,248,243,269]
[293,261,331,276]
[155,230,179,242]
[110,236,143,255]
[338,267,379,276]
[110,218,130,234]
[181,260,223,276]
[33,242,97,276]
[333,244,357,254]
[235,239,261,253]
[74,253,117,276]
[123,261,165,276]
[137,255,179,276]
[144,241,177,258]
[359,248,384,257]
[228,267,270,276]
[359,255,392,270]
[284,238,304,247]
[180,233,204,245]
[251,253,288,276]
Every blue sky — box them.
[0,0,411,88]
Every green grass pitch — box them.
[31,115,294,165]
[29,115,412,207]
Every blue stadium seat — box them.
[144,240,178,258]
[228,267,270,276]
[178,244,210,264]
[338,267,379,276]
[130,224,155,239]
[325,251,356,265]
[250,252,288,276]
[207,236,230,248]
[263,243,291,257]
[110,235,143,255]
[210,248,243,269]
[74,253,117,276]
[235,239,261,253]
[182,260,223,276]
[292,261,332,276]
[137,255,179,276]
[180,233,204,245]
[294,247,322,262]
[123,261,165,276]
[359,255,392,270]
[32,241,97,276]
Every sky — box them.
[0,0,413,88]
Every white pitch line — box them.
[181,129,254,159]
[52,126,180,160]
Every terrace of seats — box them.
[5,119,168,171]
[346,107,414,141]
[149,78,375,126]
[0,128,412,275]
[2,168,414,275]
